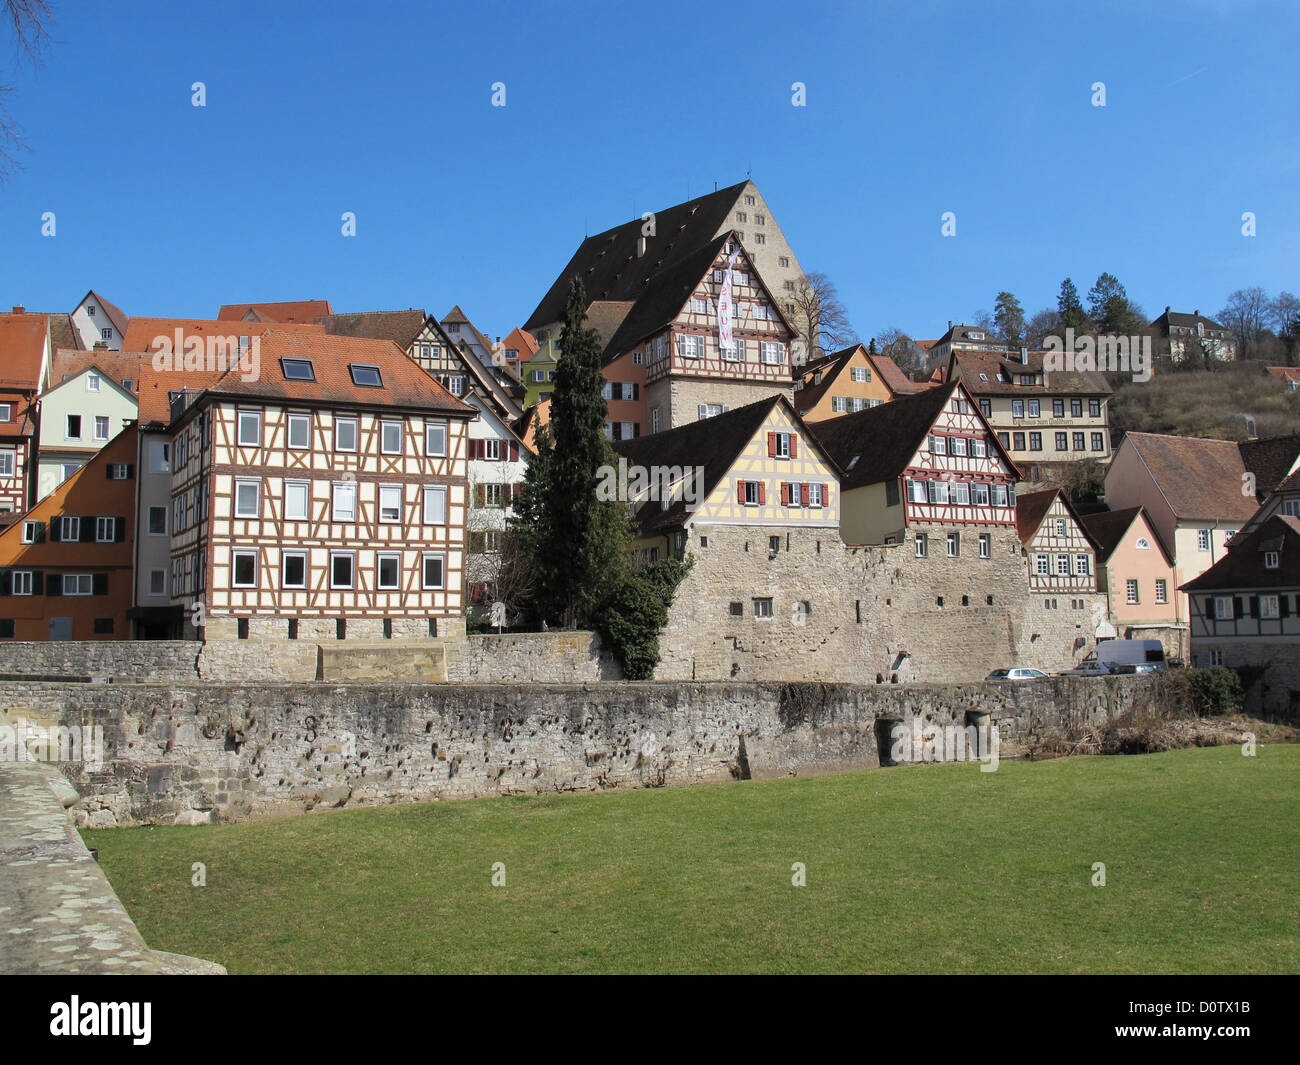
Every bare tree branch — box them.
[1,0,53,178]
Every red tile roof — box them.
[502,327,539,361]
[1123,432,1258,522]
[50,350,146,394]
[81,290,130,336]
[217,300,333,323]
[0,314,49,390]
[193,331,476,417]
[1266,366,1300,385]
[1182,514,1300,592]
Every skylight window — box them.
[281,357,316,381]
[349,364,383,388]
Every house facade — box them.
[35,366,138,500]
[947,348,1112,486]
[0,428,137,641]
[793,345,911,420]
[162,332,475,641]
[1078,505,1185,656]
[1016,488,1097,596]
[1182,515,1300,714]
[0,313,50,523]
[1151,307,1236,362]
[463,393,529,614]
[70,290,129,351]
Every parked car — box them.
[986,668,1048,681]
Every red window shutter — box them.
[509,441,519,462]
[767,432,777,457]
[475,484,485,506]
[824,484,832,509]
[758,481,766,504]
[801,482,810,506]
[737,480,745,504]
[781,482,790,505]
[791,434,799,459]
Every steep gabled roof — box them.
[50,350,145,394]
[794,344,858,414]
[1151,307,1230,333]
[611,394,790,533]
[501,327,540,360]
[317,309,427,349]
[217,300,333,323]
[950,349,1112,396]
[1238,434,1300,499]
[425,315,523,421]
[1182,515,1300,592]
[1077,505,1174,566]
[1122,432,1258,522]
[872,352,929,395]
[0,313,49,391]
[77,290,129,336]
[807,379,1016,490]
[525,180,750,331]
[1015,488,1062,544]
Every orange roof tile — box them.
[217,300,333,323]
[0,313,49,390]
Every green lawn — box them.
[82,746,1300,974]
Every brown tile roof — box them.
[192,331,476,417]
[951,349,1112,396]
[583,300,636,351]
[1182,514,1300,592]
[872,352,930,395]
[1265,366,1300,385]
[1238,434,1300,499]
[1015,488,1061,544]
[217,300,333,323]
[77,290,129,336]
[502,327,539,361]
[808,380,1017,490]
[1123,432,1258,522]
[513,396,550,454]
[0,314,49,390]
[1077,505,1174,565]
[1151,308,1230,334]
[1275,467,1300,494]
[526,180,750,331]
[317,309,427,349]
[793,344,857,414]
[127,318,327,425]
[50,350,146,394]
[47,313,80,352]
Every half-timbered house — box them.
[1016,488,1097,594]
[0,311,50,523]
[163,331,475,641]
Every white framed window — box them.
[231,550,257,588]
[1126,579,1140,604]
[93,416,109,441]
[484,483,504,507]
[991,484,1009,507]
[95,516,116,542]
[927,481,949,504]
[1197,529,1211,551]
[379,484,402,523]
[972,483,990,506]
[234,478,260,518]
[979,534,991,558]
[690,297,709,314]
[809,482,825,507]
[760,341,785,365]
[376,552,401,590]
[422,552,445,589]
[698,404,725,420]
[929,434,946,455]
[1012,399,1024,418]
[282,551,307,589]
[425,421,448,457]
[287,412,311,449]
[1057,555,1071,576]
[915,534,928,558]
[1212,595,1233,619]
[60,516,80,541]
[1035,554,1050,575]
[237,410,261,447]
[678,334,703,359]
[1155,579,1168,604]
[332,481,357,522]
[774,433,791,459]
[1264,551,1279,569]
[0,450,13,478]
[951,482,970,504]
[148,569,166,596]
[86,373,101,392]
[1028,400,1040,418]
[947,532,960,557]
[334,416,358,452]
[63,574,93,596]
[423,485,447,524]
[20,520,40,544]
[283,481,309,521]
[832,396,847,413]
[66,414,82,439]
[1055,519,1067,537]
[483,439,502,461]
[330,551,355,589]
[1075,554,1090,575]
[632,352,644,365]
[1260,595,1281,620]
[12,570,33,595]
[753,597,773,619]
[950,437,968,457]
[720,339,742,361]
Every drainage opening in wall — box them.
[876,719,902,766]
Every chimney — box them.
[1165,305,1170,312]
[1021,347,1028,364]
[947,320,952,331]
[1194,309,1199,316]
[11,306,23,314]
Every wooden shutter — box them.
[1250,596,1260,619]
[93,573,108,596]
[790,434,798,458]
[49,519,60,543]
[509,441,519,462]
[1234,596,1245,619]
[757,481,766,504]
[114,517,125,542]
[46,574,62,596]
[475,484,485,506]
[469,531,485,552]
[80,519,94,542]
[0,571,9,596]
[1282,596,1291,618]
[126,464,134,479]
[767,432,777,457]
[824,485,832,509]
[801,483,810,506]
[780,482,790,506]
[737,480,746,505]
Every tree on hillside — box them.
[511,279,629,628]
[1218,287,1271,360]
[1025,308,1063,349]
[994,292,1025,349]
[1086,273,1145,334]
[876,327,929,376]
[1273,291,1300,364]
[1,0,52,177]
[790,272,857,363]
[1058,278,1087,330]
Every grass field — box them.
[81,746,1300,974]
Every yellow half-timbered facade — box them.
[1015,488,1097,593]
[165,331,475,640]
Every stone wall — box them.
[1191,638,1300,719]
[447,631,621,683]
[0,675,1158,826]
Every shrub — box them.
[595,557,693,680]
[1187,666,1244,717]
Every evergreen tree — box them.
[993,291,1025,348]
[1058,278,1086,330]
[1087,273,1136,333]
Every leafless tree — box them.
[790,271,857,364]
[1218,287,1271,360]
[1,0,52,177]
[875,327,929,377]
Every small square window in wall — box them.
[729,601,743,616]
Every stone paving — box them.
[0,760,223,975]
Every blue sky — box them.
[1,0,1295,343]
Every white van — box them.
[1063,639,1167,677]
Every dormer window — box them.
[971,331,984,340]
[1264,551,1279,569]
[281,357,316,381]
[349,364,383,388]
